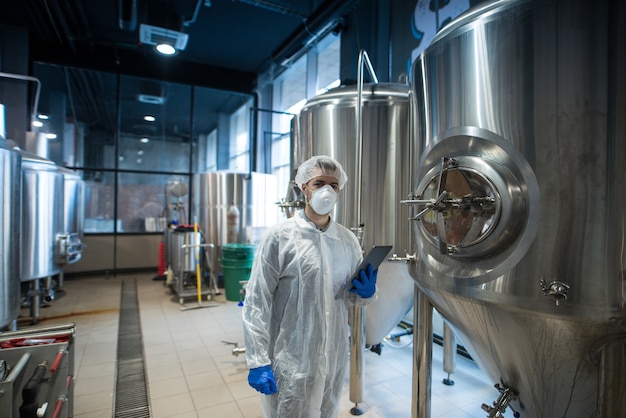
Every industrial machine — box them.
[0,137,21,331]
[408,0,625,416]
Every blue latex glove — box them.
[248,365,277,395]
[349,264,377,298]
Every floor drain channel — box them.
[114,278,151,417]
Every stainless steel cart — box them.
[0,323,75,418]
[168,228,218,305]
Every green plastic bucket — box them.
[221,243,256,260]
[220,257,253,301]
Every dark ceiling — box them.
[1,0,359,93]
[0,0,360,151]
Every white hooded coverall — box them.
[242,211,364,418]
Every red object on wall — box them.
[157,241,166,276]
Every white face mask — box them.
[308,185,337,215]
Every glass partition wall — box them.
[32,63,254,238]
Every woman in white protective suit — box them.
[242,155,378,418]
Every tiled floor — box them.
[13,273,510,418]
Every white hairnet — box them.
[294,155,348,190]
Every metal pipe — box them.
[0,72,42,128]
[412,287,432,418]
[355,50,378,235]
[0,323,75,340]
[348,50,379,414]
[183,0,204,26]
[235,0,307,18]
[5,353,31,383]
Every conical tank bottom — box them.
[420,287,625,417]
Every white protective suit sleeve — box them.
[241,213,368,418]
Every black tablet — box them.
[350,245,393,282]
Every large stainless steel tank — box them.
[0,138,21,329]
[18,150,64,281]
[291,82,415,346]
[192,171,279,274]
[409,0,625,416]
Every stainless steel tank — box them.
[192,171,279,274]
[18,150,64,281]
[409,0,625,416]
[0,138,21,329]
[170,228,202,275]
[58,167,85,265]
[291,82,415,346]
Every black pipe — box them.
[19,361,48,418]
[118,0,138,31]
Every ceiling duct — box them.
[139,23,189,51]
[137,82,166,105]
[140,1,190,53]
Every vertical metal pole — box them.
[412,286,432,418]
[349,305,365,414]
[349,50,379,415]
[442,322,457,385]
[354,50,379,231]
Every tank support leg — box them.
[442,322,456,385]
[29,279,41,324]
[349,305,365,415]
[412,287,433,418]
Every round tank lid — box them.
[430,0,533,46]
[302,82,410,109]
[14,147,57,167]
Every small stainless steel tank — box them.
[18,150,64,281]
[409,0,625,416]
[0,138,21,329]
[58,167,85,265]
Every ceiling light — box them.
[37,113,49,120]
[32,120,43,128]
[143,115,156,122]
[45,133,57,140]
[156,43,176,55]
[137,150,144,156]
[140,137,150,143]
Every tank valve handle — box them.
[539,280,570,306]
[481,383,520,418]
[388,253,416,263]
[222,340,246,357]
